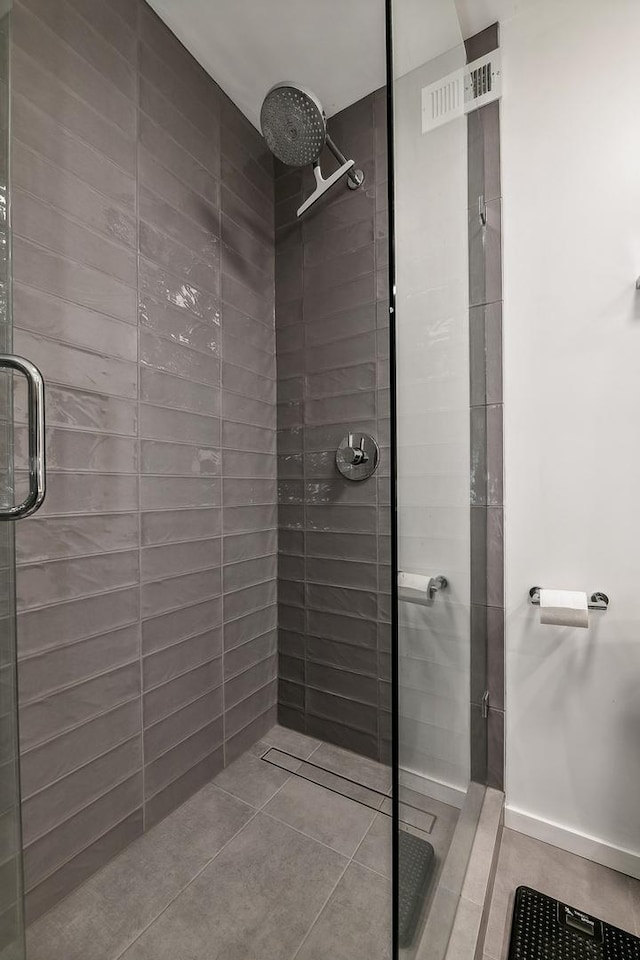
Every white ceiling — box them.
[146,0,387,129]
[147,0,521,130]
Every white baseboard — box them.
[400,766,467,809]
[505,805,640,881]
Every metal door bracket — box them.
[482,691,490,719]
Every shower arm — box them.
[325,134,365,190]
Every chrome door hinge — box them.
[482,691,490,719]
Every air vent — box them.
[421,51,502,134]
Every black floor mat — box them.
[509,886,640,960]
[398,830,435,947]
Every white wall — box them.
[394,44,471,801]
[501,0,640,875]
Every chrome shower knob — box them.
[336,433,380,481]
[343,435,369,465]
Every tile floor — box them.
[26,725,458,960]
[484,828,640,959]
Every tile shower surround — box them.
[11,0,278,918]
[466,25,505,791]
[274,89,391,763]
[6,0,498,926]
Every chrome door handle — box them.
[0,355,46,520]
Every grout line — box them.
[12,23,136,139]
[11,93,136,199]
[21,696,141,758]
[143,683,224,734]
[18,647,142,704]
[305,742,323,761]
[20,731,139,801]
[136,88,218,183]
[15,0,136,100]
[14,176,136,256]
[23,767,143,850]
[62,0,137,59]
[14,229,138,292]
[144,740,225,806]
[260,807,364,862]
[137,29,219,124]
[207,782,264,809]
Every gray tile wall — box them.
[11,0,276,918]
[275,89,391,763]
[466,24,505,791]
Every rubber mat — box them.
[398,830,435,947]
[509,886,640,960]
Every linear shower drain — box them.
[509,887,640,960]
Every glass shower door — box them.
[0,2,26,956]
[0,513,25,960]
[389,1,491,955]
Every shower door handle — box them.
[0,355,46,520]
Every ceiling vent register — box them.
[421,51,502,134]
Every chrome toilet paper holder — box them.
[398,574,448,605]
[529,587,609,611]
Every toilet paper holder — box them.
[529,587,609,611]
[398,574,448,604]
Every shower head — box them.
[260,81,365,217]
[260,82,327,167]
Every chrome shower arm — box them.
[326,134,364,189]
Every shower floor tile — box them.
[26,727,450,960]
[262,775,377,857]
[210,745,293,808]
[353,812,392,878]
[294,862,392,960]
[26,785,255,960]
[119,812,348,960]
[310,741,393,794]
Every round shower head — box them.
[260,83,327,167]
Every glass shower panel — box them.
[390,1,487,955]
[0,2,26,957]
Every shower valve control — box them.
[344,435,369,466]
[336,433,380,482]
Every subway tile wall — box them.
[275,90,391,763]
[11,0,276,918]
[466,25,505,791]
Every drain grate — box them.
[509,887,640,960]
[398,830,435,947]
